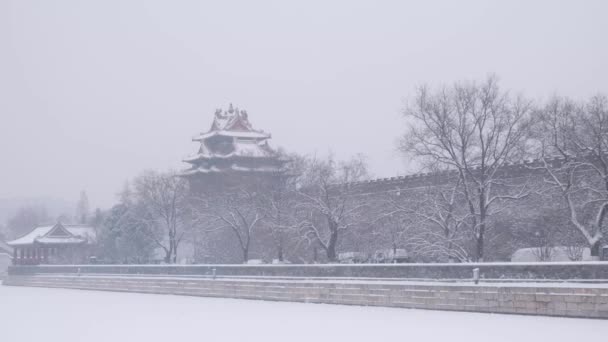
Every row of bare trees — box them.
[96,154,371,264]
[399,75,608,261]
[189,154,371,263]
[534,95,608,257]
[93,76,607,264]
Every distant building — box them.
[182,104,287,192]
[7,222,96,265]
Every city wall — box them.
[184,156,591,263]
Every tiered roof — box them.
[183,104,285,176]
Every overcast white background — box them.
[1,0,607,210]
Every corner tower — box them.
[182,104,286,193]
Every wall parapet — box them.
[8,262,608,281]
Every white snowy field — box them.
[1,286,606,342]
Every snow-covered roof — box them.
[233,140,274,157]
[7,226,54,245]
[182,164,284,176]
[192,104,270,141]
[184,140,277,162]
[7,223,96,246]
[193,130,270,141]
[35,236,92,244]
[229,165,283,172]
[211,104,252,130]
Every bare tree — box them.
[400,76,534,261]
[530,229,554,262]
[133,171,191,263]
[195,188,264,263]
[371,212,409,257]
[297,154,370,262]
[370,208,419,261]
[510,208,566,262]
[535,95,608,259]
[564,244,586,262]
[259,156,305,262]
[262,191,299,262]
[189,152,300,264]
[379,179,472,262]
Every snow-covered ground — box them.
[0,286,606,342]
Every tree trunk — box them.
[167,229,176,264]
[277,245,284,262]
[172,239,178,264]
[326,229,338,262]
[475,227,484,262]
[242,246,249,263]
[475,196,487,262]
[590,240,601,258]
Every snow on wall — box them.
[9,262,608,281]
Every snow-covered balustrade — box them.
[8,262,608,281]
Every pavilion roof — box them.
[7,223,96,247]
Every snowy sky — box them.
[1,0,607,209]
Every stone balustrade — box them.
[8,262,608,280]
